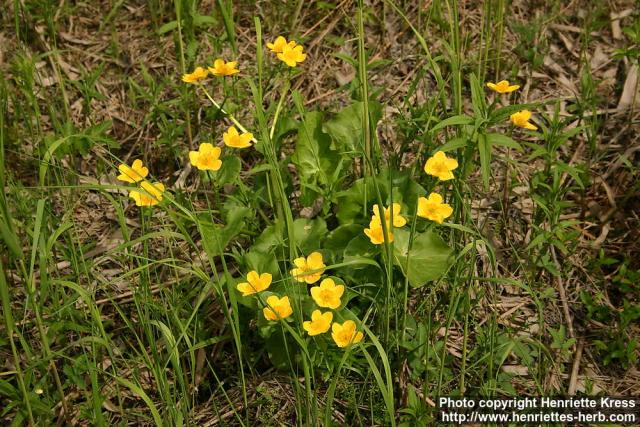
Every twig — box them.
[568,339,584,395]
[550,246,576,343]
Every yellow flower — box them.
[208,59,239,77]
[277,43,306,67]
[290,251,326,284]
[303,310,333,336]
[223,126,253,148]
[486,80,520,93]
[267,36,294,53]
[263,295,293,321]
[363,203,405,244]
[236,271,272,296]
[364,217,392,244]
[129,181,165,207]
[510,110,537,130]
[417,193,454,224]
[331,320,364,348]
[182,66,209,84]
[373,203,407,228]
[424,151,458,181]
[310,278,344,309]
[117,159,149,183]
[189,143,222,171]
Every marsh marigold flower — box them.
[364,203,405,244]
[263,295,293,321]
[223,125,253,148]
[182,66,209,84]
[331,320,364,348]
[237,271,272,296]
[189,143,222,171]
[129,181,165,207]
[303,310,333,336]
[291,251,325,284]
[278,43,306,67]
[310,278,344,309]
[373,203,407,228]
[267,36,294,53]
[510,110,537,130]
[117,159,149,183]
[364,217,390,244]
[417,193,453,224]
[424,151,458,181]
[208,59,239,77]
[486,80,520,93]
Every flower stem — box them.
[198,85,257,143]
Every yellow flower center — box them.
[138,194,155,205]
[432,161,449,175]
[422,204,438,217]
[199,153,217,168]
[338,330,353,344]
[320,289,334,303]
[298,263,311,274]
[282,49,298,62]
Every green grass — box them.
[1,0,639,425]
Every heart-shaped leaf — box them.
[393,228,453,287]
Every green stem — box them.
[199,85,257,142]
[357,0,373,176]
[0,262,34,425]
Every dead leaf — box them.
[618,64,638,111]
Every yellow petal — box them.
[307,252,324,269]
[444,157,459,170]
[237,282,255,296]
[428,192,443,204]
[331,322,342,334]
[310,286,321,302]
[353,331,364,344]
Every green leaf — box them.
[0,209,22,260]
[486,133,523,151]
[344,234,380,261]
[478,133,491,191]
[335,174,384,225]
[335,169,426,225]
[199,206,250,257]
[489,103,538,125]
[341,234,382,284]
[293,218,328,254]
[292,111,340,206]
[243,251,279,276]
[214,0,236,53]
[271,114,299,149]
[193,14,217,27]
[429,114,474,133]
[158,20,178,34]
[554,161,585,189]
[266,330,297,371]
[323,101,382,155]
[469,73,487,118]
[324,224,364,255]
[393,229,453,287]
[252,221,285,253]
[214,155,241,185]
[113,377,163,426]
[392,175,428,217]
[437,136,468,152]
